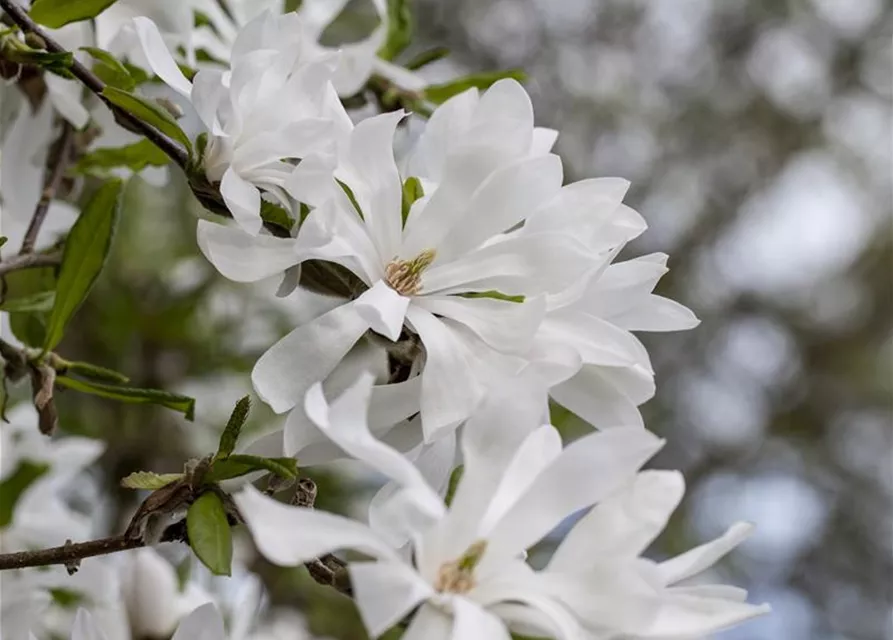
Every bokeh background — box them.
[8,1,891,639]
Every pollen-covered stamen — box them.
[384,249,436,296]
[434,539,488,594]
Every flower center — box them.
[434,540,487,594]
[384,249,436,296]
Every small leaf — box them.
[9,312,48,348]
[445,464,463,507]
[405,46,449,70]
[336,179,363,218]
[29,0,119,28]
[216,396,250,459]
[49,588,84,609]
[187,492,232,576]
[81,46,136,90]
[378,0,412,61]
[424,70,527,105]
[63,361,130,384]
[0,461,50,527]
[102,87,193,157]
[73,139,170,176]
[55,375,196,420]
[459,290,525,303]
[43,179,122,352]
[401,176,424,225]
[0,237,7,249]
[204,454,297,484]
[259,201,294,235]
[121,471,183,490]
[0,291,55,312]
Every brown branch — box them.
[0,0,188,170]
[0,250,60,276]
[0,536,142,571]
[19,121,74,254]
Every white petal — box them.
[548,470,685,572]
[437,154,563,262]
[535,310,645,368]
[414,295,544,354]
[657,522,755,586]
[550,364,652,429]
[171,603,225,640]
[634,593,771,638]
[190,69,226,134]
[72,609,108,640]
[486,428,664,557]
[670,585,750,602]
[405,87,478,182]
[401,603,453,640]
[530,127,559,155]
[524,177,632,244]
[467,79,535,160]
[451,597,512,640]
[350,561,434,638]
[405,306,484,440]
[285,155,337,208]
[252,302,369,413]
[44,75,89,128]
[234,485,398,565]
[338,111,405,260]
[304,375,444,518]
[355,280,410,342]
[220,168,262,235]
[196,219,300,282]
[610,295,700,332]
[132,17,193,97]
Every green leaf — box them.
[204,454,298,484]
[0,236,8,249]
[445,464,463,507]
[43,179,122,352]
[186,492,232,576]
[121,471,183,490]
[405,46,449,70]
[0,374,8,422]
[459,290,525,303]
[259,201,295,234]
[424,70,527,105]
[336,179,363,218]
[63,361,130,384]
[378,0,412,61]
[73,140,170,176]
[216,395,250,459]
[0,461,50,527]
[401,176,424,225]
[55,375,196,420]
[30,0,119,28]
[9,312,48,347]
[102,86,193,157]
[0,44,74,77]
[0,291,55,312]
[49,588,85,609]
[81,46,136,90]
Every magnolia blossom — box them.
[133,11,352,234]
[71,602,224,640]
[200,80,600,451]
[235,375,767,639]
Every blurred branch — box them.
[0,0,189,170]
[19,121,74,254]
[0,250,60,276]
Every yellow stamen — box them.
[434,540,487,594]
[384,249,436,296]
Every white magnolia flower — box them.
[71,602,225,640]
[133,11,352,234]
[200,80,597,448]
[235,374,765,639]
[1,571,50,640]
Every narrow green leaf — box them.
[121,470,183,490]
[424,70,527,105]
[0,291,55,312]
[459,290,525,303]
[102,86,193,157]
[216,395,251,459]
[378,0,412,61]
[204,454,298,484]
[445,464,463,507]
[55,375,196,420]
[336,179,363,218]
[259,201,295,234]
[64,361,130,384]
[9,312,47,348]
[401,176,424,225]
[81,46,136,90]
[43,179,122,352]
[405,46,449,70]
[0,237,8,249]
[0,461,50,526]
[187,492,232,576]
[30,0,119,28]
[74,140,170,175]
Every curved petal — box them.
[548,470,685,572]
[549,364,653,430]
[190,69,227,134]
[610,295,700,333]
[634,593,770,638]
[252,302,370,413]
[355,280,410,342]
[350,561,434,638]
[132,17,193,97]
[452,597,512,640]
[170,603,225,640]
[657,522,755,586]
[234,485,398,564]
[45,75,89,129]
[197,219,300,282]
[220,167,262,235]
[486,428,664,558]
[72,609,108,640]
[401,603,453,640]
[536,310,646,368]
